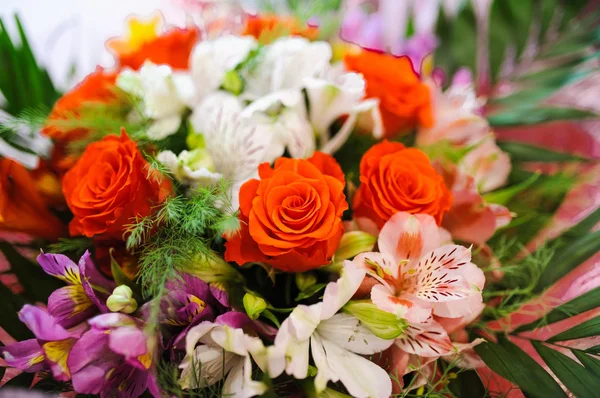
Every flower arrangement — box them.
[1,2,599,397]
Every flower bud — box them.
[222,70,244,95]
[243,293,267,320]
[343,300,407,340]
[330,231,377,271]
[106,285,138,314]
[295,272,317,292]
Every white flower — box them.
[156,148,222,187]
[190,35,257,102]
[240,90,315,161]
[180,322,282,398]
[117,62,193,140]
[244,37,332,99]
[272,262,393,398]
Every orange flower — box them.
[344,50,433,137]
[243,14,319,43]
[0,159,66,240]
[225,152,348,272]
[107,12,198,70]
[43,67,119,143]
[62,129,171,238]
[353,141,452,229]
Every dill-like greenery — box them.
[125,181,240,299]
[47,237,93,257]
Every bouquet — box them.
[1,1,599,397]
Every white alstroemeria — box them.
[240,90,315,161]
[184,92,271,209]
[156,148,222,187]
[304,71,384,151]
[190,35,257,102]
[272,262,393,398]
[117,62,193,140]
[244,37,332,99]
[180,322,282,397]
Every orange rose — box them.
[0,159,66,240]
[225,152,348,272]
[243,14,319,43]
[344,50,433,137]
[112,28,199,71]
[43,67,119,143]
[353,141,452,228]
[62,129,171,238]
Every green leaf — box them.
[483,172,540,205]
[585,345,600,355]
[0,242,63,303]
[515,287,600,332]
[488,107,598,127]
[0,282,32,340]
[535,229,600,292]
[295,283,327,301]
[532,340,600,398]
[448,370,486,398]
[498,141,588,163]
[549,317,600,342]
[474,338,567,398]
[573,350,600,374]
[261,309,280,328]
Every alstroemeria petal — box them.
[48,285,97,328]
[370,285,432,323]
[69,329,118,394]
[1,339,46,372]
[316,313,393,355]
[311,333,340,393]
[179,345,239,389]
[37,252,81,285]
[104,363,151,398]
[42,338,77,381]
[210,325,249,356]
[222,355,268,398]
[274,318,310,379]
[378,212,440,266]
[319,336,392,398]
[395,320,454,357]
[289,303,323,340]
[108,326,148,362]
[18,305,74,341]
[321,262,366,320]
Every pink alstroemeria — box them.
[459,139,511,193]
[1,305,83,381]
[351,212,485,323]
[439,164,512,245]
[37,250,115,328]
[68,313,159,398]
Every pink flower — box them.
[350,212,485,323]
[459,139,511,193]
[439,164,512,245]
[417,80,488,147]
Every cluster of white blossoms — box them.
[116,35,383,209]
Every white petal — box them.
[320,336,392,398]
[210,325,249,356]
[245,335,286,379]
[316,313,394,355]
[147,115,181,140]
[274,318,311,379]
[185,322,219,355]
[289,303,322,340]
[179,345,239,389]
[311,333,340,393]
[222,356,268,398]
[320,261,366,320]
[304,72,365,135]
[190,35,257,101]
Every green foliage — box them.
[498,141,589,163]
[125,182,241,298]
[488,107,598,127]
[0,15,59,115]
[47,237,92,257]
[548,317,600,342]
[474,338,567,398]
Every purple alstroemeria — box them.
[161,274,230,349]
[37,250,115,328]
[1,305,83,381]
[68,313,159,398]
